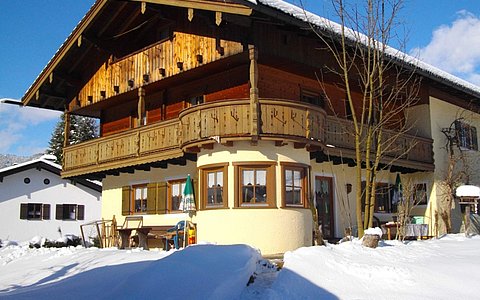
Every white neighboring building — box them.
[0,155,102,242]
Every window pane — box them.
[135,188,142,199]
[285,170,293,186]
[243,170,254,185]
[255,185,267,203]
[215,188,223,204]
[207,188,215,205]
[293,170,301,187]
[216,171,223,187]
[172,195,182,210]
[208,172,215,187]
[172,183,180,196]
[285,186,293,204]
[293,187,302,204]
[256,170,266,185]
[243,186,254,203]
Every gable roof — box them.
[0,155,102,192]
[21,0,480,110]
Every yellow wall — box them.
[197,141,312,255]
[428,97,480,234]
[102,141,313,255]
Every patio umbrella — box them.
[182,174,196,247]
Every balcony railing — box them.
[63,99,433,177]
[179,98,327,148]
[325,117,434,165]
[63,119,182,177]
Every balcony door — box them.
[315,176,334,239]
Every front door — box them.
[315,176,334,239]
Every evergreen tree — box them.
[46,113,99,164]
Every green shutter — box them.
[122,186,131,216]
[43,204,50,220]
[56,204,63,220]
[156,182,167,214]
[20,203,28,219]
[147,183,157,214]
[77,205,85,220]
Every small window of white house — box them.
[455,120,478,151]
[55,204,85,220]
[20,203,50,220]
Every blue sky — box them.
[0,0,479,156]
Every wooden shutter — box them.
[156,182,167,214]
[122,186,131,216]
[42,204,50,220]
[56,204,63,220]
[193,178,199,210]
[20,203,28,219]
[146,183,157,214]
[77,205,85,220]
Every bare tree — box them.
[309,0,421,237]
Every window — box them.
[301,90,325,108]
[414,183,428,205]
[20,203,50,220]
[55,204,84,220]
[168,179,186,212]
[455,120,478,151]
[241,169,267,204]
[361,182,396,213]
[132,184,148,213]
[235,162,275,208]
[282,163,308,207]
[201,164,228,209]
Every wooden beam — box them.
[63,111,71,149]
[249,45,259,143]
[128,0,253,16]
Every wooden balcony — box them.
[62,119,183,178]
[179,98,327,150]
[76,32,244,108]
[63,99,434,178]
[324,117,434,170]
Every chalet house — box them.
[0,155,102,242]
[19,0,480,254]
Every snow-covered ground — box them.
[1,235,479,299]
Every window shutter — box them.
[193,178,199,210]
[472,126,478,151]
[146,183,157,214]
[20,203,28,219]
[122,186,131,216]
[56,204,63,220]
[43,204,50,220]
[156,182,167,214]
[77,205,85,220]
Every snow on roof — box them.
[252,0,480,96]
[0,155,62,174]
[456,185,480,198]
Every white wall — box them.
[0,167,101,242]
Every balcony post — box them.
[63,110,70,148]
[138,87,146,126]
[249,45,259,143]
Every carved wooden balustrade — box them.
[179,98,327,149]
[63,99,433,177]
[63,119,182,177]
